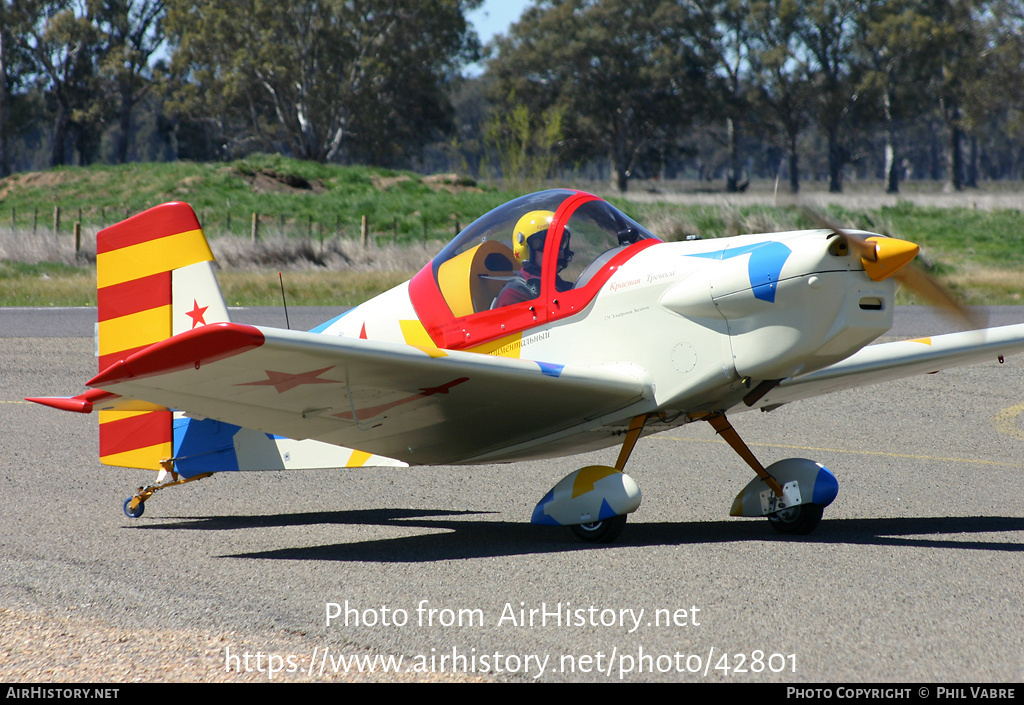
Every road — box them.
[2,306,1023,682]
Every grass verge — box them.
[2,160,1023,307]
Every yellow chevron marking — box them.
[346,449,373,467]
[571,466,620,498]
[469,332,523,358]
[399,319,434,346]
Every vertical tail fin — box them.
[95,202,228,470]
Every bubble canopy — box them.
[409,190,661,349]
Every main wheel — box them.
[123,497,145,519]
[571,514,627,543]
[767,502,822,535]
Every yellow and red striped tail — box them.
[95,202,228,470]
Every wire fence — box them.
[3,205,466,254]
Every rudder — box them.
[96,202,228,470]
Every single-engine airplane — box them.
[28,189,1024,541]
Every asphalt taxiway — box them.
[2,306,1023,682]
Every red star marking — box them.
[185,299,209,329]
[238,366,341,394]
[418,379,466,396]
[334,377,469,420]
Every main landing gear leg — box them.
[698,412,833,535]
[702,413,783,497]
[122,459,213,518]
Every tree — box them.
[485,93,565,189]
[0,2,39,174]
[796,0,863,192]
[20,0,104,166]
[855,0,944,193]
[917,0,989,191]
[487,0,713,192]
[692,0,757,192]
[748,0,813,192]
[165,0,480,163]
[94,0,167,164]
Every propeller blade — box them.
[894,263,987,329]
[801,208,985,330]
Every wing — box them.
[755,323,1024,409]
[81,322,650,465]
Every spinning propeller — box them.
[803,208,985,329]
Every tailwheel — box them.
[767,503,823,535]
[571,514,627,543]
[119,461,215,519]
[123,496,145,518]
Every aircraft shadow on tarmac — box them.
[129,511,1024,562]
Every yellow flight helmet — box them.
[512,210,555,265]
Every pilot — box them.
[492,210,574,309]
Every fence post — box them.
[53,206,60,239]
[74,221,82,254]
[361,215,368,247]
[33,208,38,235]
[251,212,260,243]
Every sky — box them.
[463,0,533,75]
[467,0,533,44]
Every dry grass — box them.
[218,269,417,306]
[3,183,1024,306]
[945,264,1024,304]
[0,226,440,306]
[611,177,1024,213]
[210,234,443,272]
[0,226,97,266]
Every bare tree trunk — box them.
[726,116,741,192]
[51,101,70,167]
[0,28,8,177]
[114,77,134,164]
[943,95,964,192]
[614,163,629,192]
[883,90,899,194]
[946,123,963,192]
[611,124,629,192]
[787,131,800,194]
[827,125,843,193]
[965,133,979,188]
